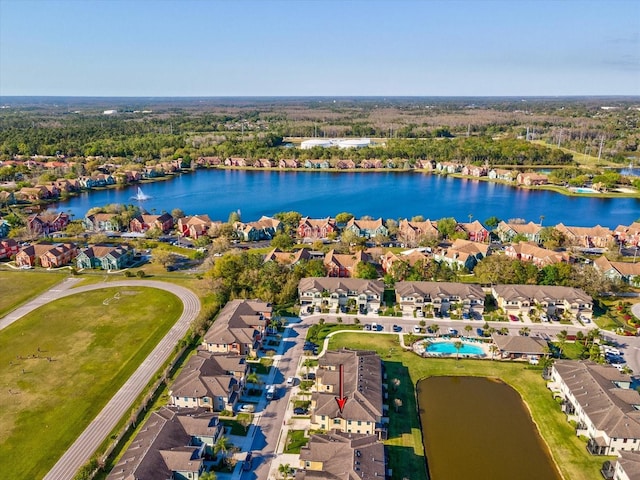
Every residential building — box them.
[488,169,516,182]
[603,450,640,480]
[492,284,593,321]
[27,211,70,236]
[297,216,337,240]
[0,190,17,206]
[76,244,135,270]
[323,249,370,278]
[169,351,246,412]
[106,406,224,480]
[457,220,490,242]
[82,213,120,232]
[555,223,614,249]
[0,218,11,237]
[516,172,548,186]
[397,219,439,246]
[234,216,283,241]
[263,247,312,266]
[548,360,640,456]
[298,431,386,480]
[0,238,19,260]
[490,334,548,361]
[504,241,570,267]
[495,221,543,243]
[461,165,487,177]
[278,159,300,169]
[298,277,384,314]
[16,242,77,268]
[380,248,430,274]
[336,159,356,169]
[361,159,384,169]
[433,238,489,271]
[129,212,174,234]
[310,349,387,439]
[202,299,272,356]
[344,217,388,239]
[594,256,640,285]
[177,215,219,238]
[395,281,485,316]
[614,222,640,247]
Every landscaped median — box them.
[0,287,184,479]
[327,332,607,480]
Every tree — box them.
[228,210,241,223]
[391,378,400,391]
[213,436,232,459]
[200,472,217,480]
[539,227,566,249]
[394,397,403,412]
[429,323,439,335]
[354,261,378,279]
[453,340,463,360]
[153,249,176,270]
[489,344,499,360]
[274,211,302,235]
[279,463,294,480]
[519,326,530,337]
[171,208,185,222]
[246,372,260,387]
[65,221,85,237]
[464,325,473,336]
[335,212,354,224]
[437,217,457,239]
[556,330,568,358]
[271,232,294,251]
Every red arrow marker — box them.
[335,364,348,413]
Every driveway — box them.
[5,280,203,480]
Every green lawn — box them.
[0,270,68,317]
[305,323,363,344]
[328,332,607,480]
[284,429,309,454]
[0,287,184,480]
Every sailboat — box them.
[131,187,152,201]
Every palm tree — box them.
[213,436,232,461]
[200,472,217,480]
[489,344,499,360]
[454,340,463,360]
[279,463,293,480]
[499,327,509,336]
[519,327,530,337]
[246,372,260,388]
[464,325,473,337]
[430,323,439,335]
[394,397,403,412]
[556,330,568,358]
[392,378,400,391]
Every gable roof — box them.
[298,277,384,297]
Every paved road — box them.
[4,280,203,480]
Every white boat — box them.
[131,187,152,201]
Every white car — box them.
[238,404,255,413]
[286,376,295,386]
[413,326,422,334]
[540,313,549,322]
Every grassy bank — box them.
[328,332,607,480]
[0,270,68,317]
[0,287,183,479]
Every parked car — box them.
[238,404,255,413]
[509,314,519,322]
[293,407,308,415]
[540,313,549,322]
[413,325,422,334]
[287,376,295,386]
[303,372,316,380]
[393,324,402,332]
[462,312,470,320]
[448,328,458,336]
[476,328,485,337]
[364,324,371,331]
[243,452,253,471]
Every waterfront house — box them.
[0,239,19,260]
[323,249,370,277]
[234,216,283,241]
[415,159,435,170]
[169,351,246,412]
[555,223,614,249]
[488,168,516,182]
[457,220,490,242]
[278,159,300,169]
[335,159,356,169]
[395,281,485,317]
[254,158,274,168]
[16,242,77,268]
[495,221,543,243]
[397,219,440,246]
[344,217,388,239]
[461,165,487,177]
[304,160,330,169]
[614,222,640,247]
[196,156,223,167]
[129,213,174,234]
[297,216,337,240]
[504,241,570,267]
[361,159,384,169]
[177,214,219,238]
[17,185,50,201]
[602,450,640,480]
[202,299,272,357]
[594,256,640,285]
[224,157,248,167]
[548,360,640,456]
[27,211,70,236]
[517,172,549,186]
[298,431,386,479]
[380,248,430,274]
[436,161,463,173]
[76,244,135,270]
[106,406,224,480]
[82,213,120,232]
[492,284,593,321]
[298,277,384,314]
[310,349,387,439]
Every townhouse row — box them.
[298,277,594,321]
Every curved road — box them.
[1,279,202,480]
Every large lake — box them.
[417,376,561,480]
[53,170,639,227]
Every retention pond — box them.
[417,376,561,480]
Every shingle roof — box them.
[298,277,384,297]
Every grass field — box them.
[328,332,608,480]
[0,287,184,480]
[0,270,67,317]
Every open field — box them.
[0,287,183,479]
[0,270,67,317]
[328,332,608,480]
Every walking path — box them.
[0,279,203,480]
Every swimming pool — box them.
[425,341,485,356]
[571,187,598,193]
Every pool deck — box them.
[413,337,491,359]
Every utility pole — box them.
[598,137,604,161]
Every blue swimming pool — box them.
[571,187,598,193]
[426,341,485,356]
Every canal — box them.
[417,376,561,480]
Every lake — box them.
[417,376,561,480]
[53,169,639,227]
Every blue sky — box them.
[1,0,638,96]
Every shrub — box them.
[124,270,134,277]
[136,270,146,278]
